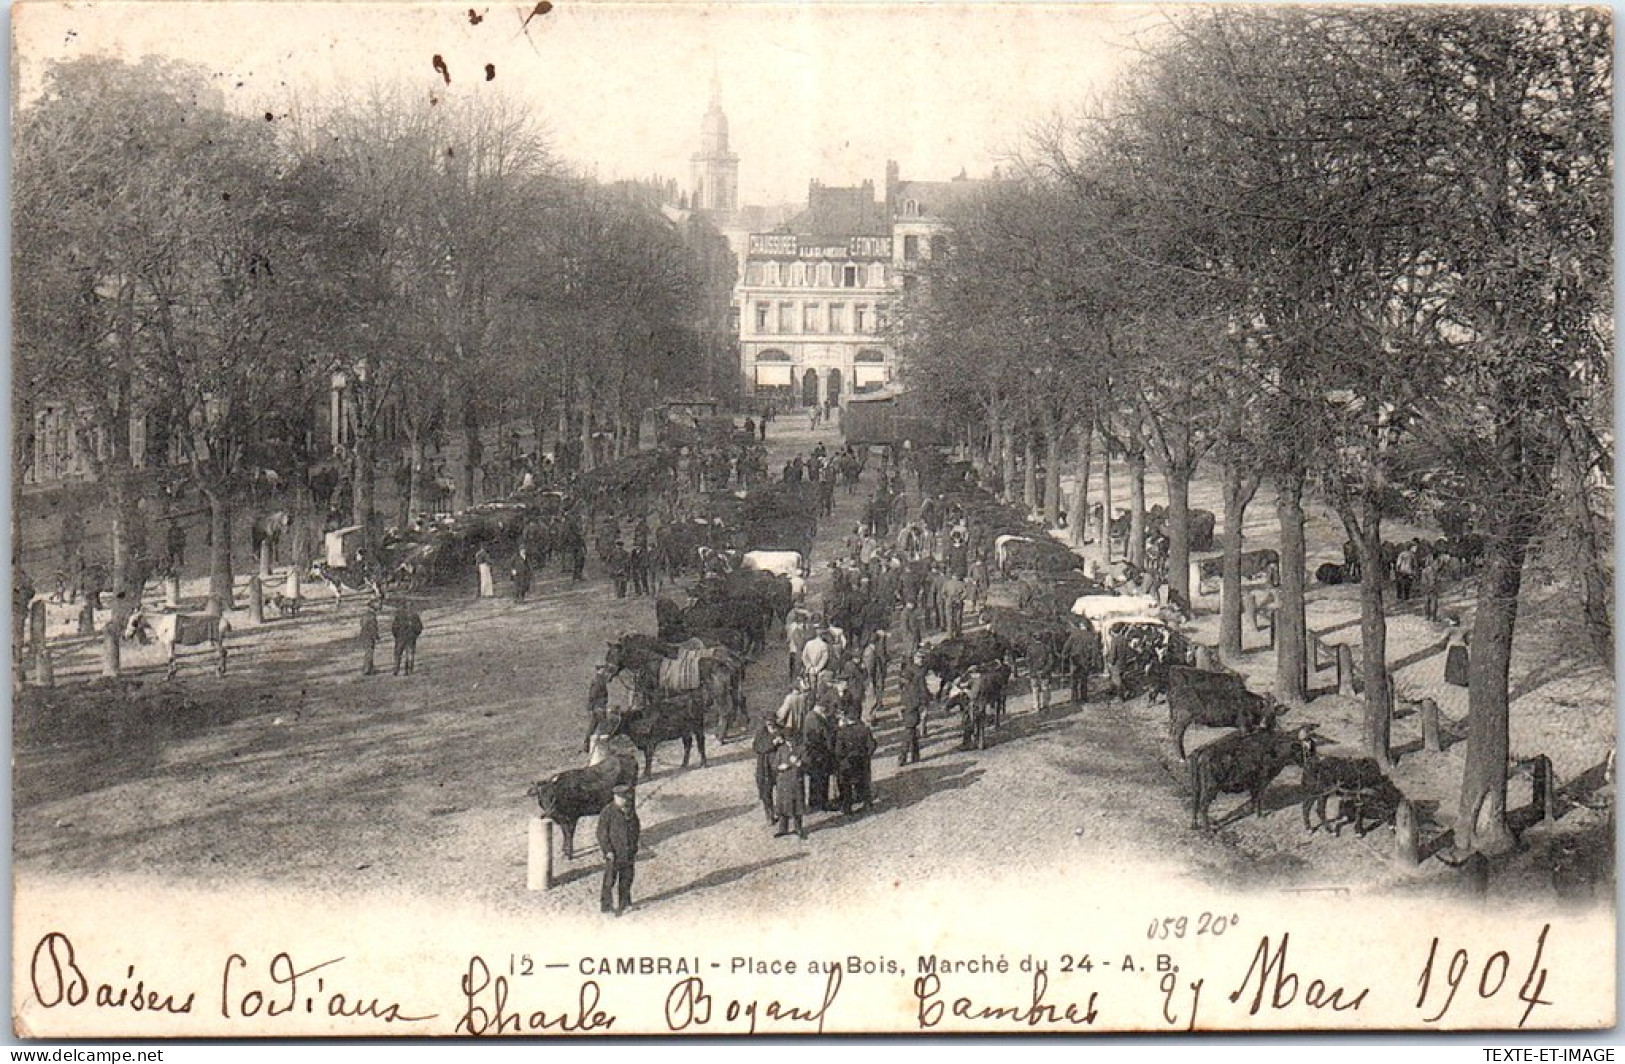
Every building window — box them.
[868,263,886,287]
[764,262,781,286]
[779,302,794,333]
[904,199,919,217]
[803,303,820,333]
[843,264,858,288]
[816,262,834,287]
[903,235,920,261]
[789,262,807,287]
[855,305,868,333]
[829,304,845,333]
[756,303,770,333]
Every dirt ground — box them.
[12,422,1616,925]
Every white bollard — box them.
[527,818,555,891]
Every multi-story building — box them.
[678,83,989,409]
[734,164,987,409]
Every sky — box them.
[12,1,1157,205]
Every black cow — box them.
[1300,750,1405,837]
[1167,665,1281,759]
[607,692,709,777]
[1110,622,1189,701]
[525,752,639,859]
[920,630,1012,695]
[1188,509,1217,553]
[1316,562,1347,585]
[1189,727,1314,830]
[1197,549,1280,587]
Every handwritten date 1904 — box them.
[1416,923,1552,1028]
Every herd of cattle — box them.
[524,443,1419,861]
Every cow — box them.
[742,549,808,579]
[1106,619,1189,701]
[1300,748,1405,837]
[1316,562,1348,585]
[1196,549,1280,591]
[1189,726,1315,830]
[1167,665,1282,760]
[1188,509,1217,553]
[605,691,708,777]
[1073,593,1161,625]
[525,752,639,859]
[919,630,1012,696]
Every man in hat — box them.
[835,709,877,814]
[596,784,641,916]
[358,601,380,676]
[897,654,927,766]
[800,701,836,812]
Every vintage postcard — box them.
[10,0,1615,1037]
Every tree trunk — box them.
[1219,466,1259,659]
[1000,416,1018,506]
[1127,448,1146,569]
[579,394,596,474]
[1274,473,1309,705]
[206,489,234,617]
[1165,464,1191,606]
[1347,500,1393,768]
[460,398,481,510]
[1021,432,1038,513]
[1044,428,1064,529]
[1456,507,1536,856]
[1101,438,1114,562]
[1070,423,1093,548]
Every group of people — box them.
[356,596,423,676]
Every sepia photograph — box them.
[8,0,1616,1037]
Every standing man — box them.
[772,742,809,840]
[834,709,877,814]
[753,718,787,823]
[596,785,641,916]
[800,701,836,812]
[391,601,423,676]
[607,541,630,599]
[897,655,926,766]
[358,601,380,676]
[511,547,533,603]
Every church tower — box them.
[690,72,739,217]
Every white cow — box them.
[993,534,1035,574]
[1072,593,1161,624]
[742,549,807,579]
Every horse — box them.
[604,634,747,743]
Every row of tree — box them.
[15,58,736,619]
[895,8,1612,855]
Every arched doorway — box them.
[802,368,820,408]
[826,367,843,407]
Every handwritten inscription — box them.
[457,955,616,1035]
[913,971,1099,1029]
[1229,932,1369,1016]
[28,933,434,1027]
[31,932,195,1015]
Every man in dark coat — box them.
[596,785,640,916]
[358,602,380,676]
[834,710,877,814]
[897,657,926,766]
[773,744,808,839]
[752,718,786,823]
[800,702,836,812]
[511,548,533,602]
[607,541,630,598]
[391,602,423,676]
[1064,623,1103,704]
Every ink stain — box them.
[484,63,496,81]
[467,8,484,24]
[264,112,275,122]
[432,54,451,84]
[522,1,553,29]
